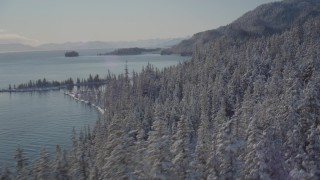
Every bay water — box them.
[0,49,188,167]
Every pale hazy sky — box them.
[0,0,279,45]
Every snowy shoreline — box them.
[64,91,105,114]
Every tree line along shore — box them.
[0,74,106,93]
[1,0,320,179]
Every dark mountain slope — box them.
[162,0,320,56]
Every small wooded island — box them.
[98,47,161,56]
[65,51,79,57]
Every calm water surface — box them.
[0,49,188,167]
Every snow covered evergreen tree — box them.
[32,148,50,180]
[14,147,29,180]
[52,145,69,180]
[2,0,320,179]
[0,164,12,180]
[171,115,193,179]
[145,104,176,179]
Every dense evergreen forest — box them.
[1,0,320,179]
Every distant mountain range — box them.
[162,0,320,55]
[4,0,319,56]
[0,43,36,53]
[0,37,187,53]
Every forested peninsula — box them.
[0,74,106,93]
[1,0,320,179]
[98,47,161,56]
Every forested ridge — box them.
[162,0,320,56]
[1,0,320,179]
